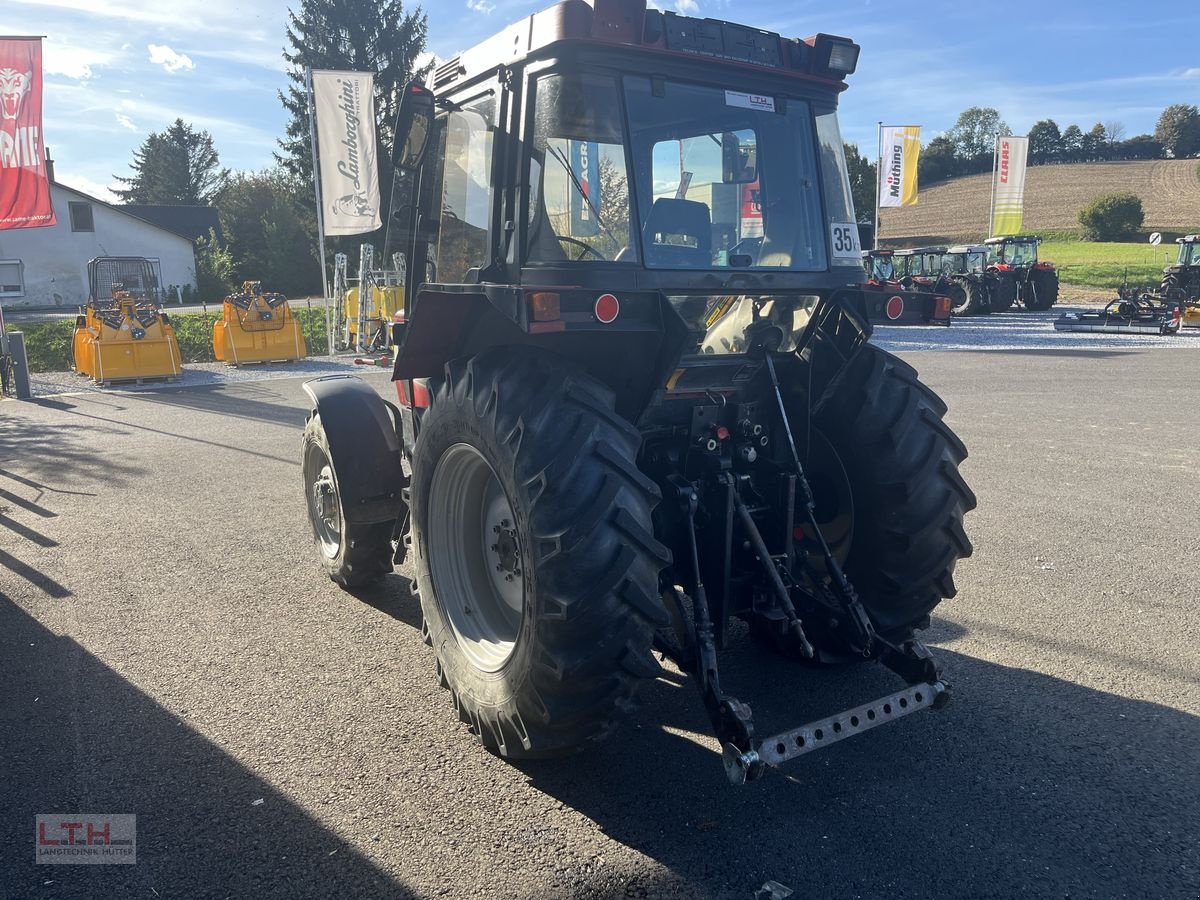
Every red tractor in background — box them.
[861,249,950,326]
[984,235,1058,311]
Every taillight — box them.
[529,291,561,322]
[934,295,952,319]
[886,295,904,320]
[594,293,620,324]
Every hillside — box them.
[878,160,1200,244]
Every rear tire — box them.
[301,414,395,588]
[1028,270,1059,310]
[411,348,670,759]
[813,344,976,642]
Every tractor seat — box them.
[643,198,712,268]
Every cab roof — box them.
[1178,235,1199,243]
[947,245,989,254]
[984,235,1042,245]
[431,0,860,93]
[894,246,947,255]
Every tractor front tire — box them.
[301,413,396,588]
[814,344,976,643]
[990,275,1016,312]
[410,348,669,759]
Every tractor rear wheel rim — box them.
[306,452,342,560]
[428,443,524,673]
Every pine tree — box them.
[113,119,227,205]
[278,0,434,240]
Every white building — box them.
[0,181,199,308]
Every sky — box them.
[5,0,1197,203]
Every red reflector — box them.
[594,293,620,323]
[716,426,730,441]
[793,527,805,541]
[886,295,904,320]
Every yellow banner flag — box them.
[878,126,921,208]
[991,135,1029,236]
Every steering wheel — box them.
[556,235,606,261]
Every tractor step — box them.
[722,680,948,785]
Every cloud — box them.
[674,0,698,12]
[466,0,494,11]
[116,113,136,130]
[43,44,116,81]
[147,44,194,73]
[1184,68,1200,78]
[59,176,121,203]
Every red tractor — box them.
[861,249,950,325]
[984,236,1058,311]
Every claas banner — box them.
[877,125,920,208]
[0,38,55,230]
[991,135,1029,236]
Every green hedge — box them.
[6,307,332,374]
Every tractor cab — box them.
[985,235,1041,270]
[1161,235,1200,303]
[894,246,947,283]
[862,249,896,283]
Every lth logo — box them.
[35,815,137,865]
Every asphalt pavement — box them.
[1,347,1197,898]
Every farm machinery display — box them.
[300,0,975,784]
[333,245,407,352]
[212,281,308,366]
[72,257,182,385]
[860,249,951,325]
[933,245,1016,316]
[1055,289,1182,335]
[984,235,1058,311]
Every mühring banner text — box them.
[877,125,920,209]
[991,135,1029,236]
[0,38,55,230]
[312,70,381,237]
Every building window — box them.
[69,201,94,232]
[0,259,24,297]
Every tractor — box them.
[984,235,1058,311]
[1159,235,1200,327]
[300,0,975,784]
[860,249,951,326]
[937,245,1016,316]
[893,246,970,315]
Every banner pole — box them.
[988,131,999,240]
[878,120,888,250]
[306,66,334,357]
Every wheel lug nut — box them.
[490,544,498,552]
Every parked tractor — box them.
[1160,236,1200,326]
[984,235,1058,311]
[894,246,969,314]
[937,245,1015,315]
[301,0,975,784]
[861,249,951,326]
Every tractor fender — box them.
[302,375,406,525]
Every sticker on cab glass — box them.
[724,91,775,114]
[830,222,862,263]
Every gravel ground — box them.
[1,347,1197,898]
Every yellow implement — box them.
[344,284,403,342]
[73,257,182,385]
[213,281,307,366]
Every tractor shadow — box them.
[518,630,1200,897]
[0,596,408,899]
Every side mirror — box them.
[392,82,436,172]
[721,131,757,183]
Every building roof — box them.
[52,180,219,243]
[120,205,223,244]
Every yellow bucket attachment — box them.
[344,284,403,336]
[72,295,182,385]
[213,281,308,366]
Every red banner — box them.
[0,38,55,229]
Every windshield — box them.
[1002,241,1037,266]
[524,71,857,271]
[869,255,894,280]
[1180,242,1196,266]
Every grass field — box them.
[1042,239,1177,290]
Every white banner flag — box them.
[312,70,381,236]
[991,135,1029,236]
[877,125,921,208]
